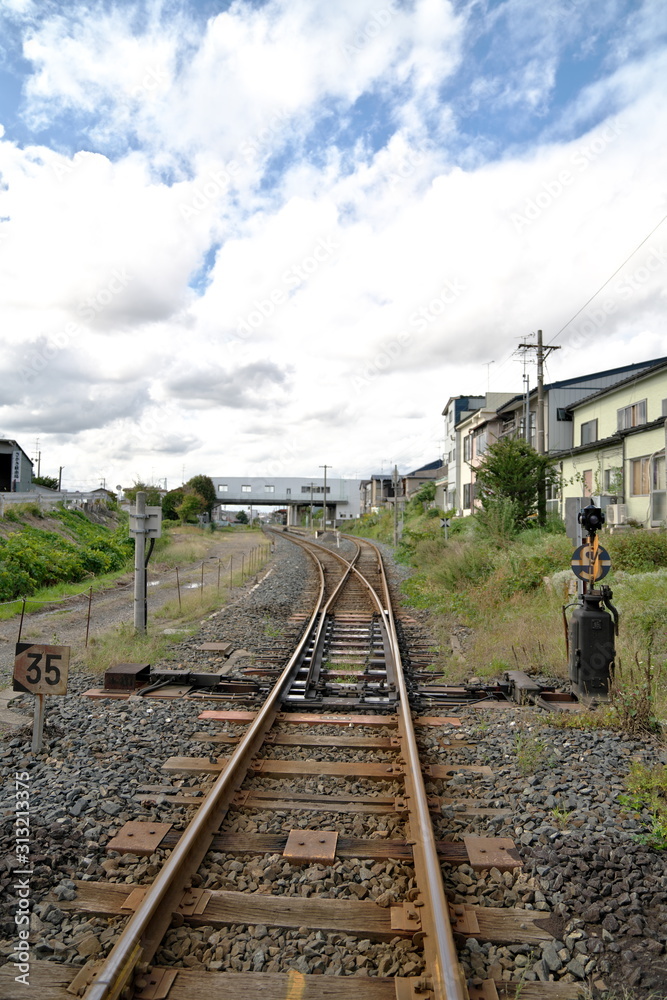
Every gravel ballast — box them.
[0,532,665,996]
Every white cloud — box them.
[0,0,665,490]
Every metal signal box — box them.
[568,592,615,699]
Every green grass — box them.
[84,621,175,674]
[619,761,667,850]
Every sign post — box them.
[13,643,70,752]
[129,493,162,634]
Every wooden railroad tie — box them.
[106,820,521,872]
[0,960,587,1000]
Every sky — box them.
[0,0,666,491]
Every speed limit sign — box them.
[13,643,70,696]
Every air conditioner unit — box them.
[606,504,628,525]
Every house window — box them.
[264,485,275,493]
[582,470,593,497]
[603,467,623,494]
[241,485,252,493]
[463,483,471,509]
[580,419,598,446]
[463,436,472,462]
[617,400,647,430]
[286,488,291,495]
[474,429,487,456]
[218,484,228,492]
[631,457,650,495]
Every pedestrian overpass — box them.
[210,476,361,525]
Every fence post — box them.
[176,567,182,612]
[201,561,204,600]
[17,598,26,643]
[217,559,221,592]
[85,587,93,647]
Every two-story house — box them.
[457,393,516,514]
[557,360,667,527]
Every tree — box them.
[162,488,185,521]
[409,480,436,513]
[124,481,163,506]
[32,475,59,490]
[185,475,216,516]
[175,490,206,523]
[475,438,558,529]
[236,509,248,524]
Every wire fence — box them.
[3,540,274,645]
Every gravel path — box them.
[0,529,269,687]
[0,531,665,996]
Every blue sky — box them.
[0,0,665,489]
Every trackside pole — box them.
[133,492,147,633]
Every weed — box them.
[514,729,553,775]
[609,654,663,735]
[264,619,283,638]
[550,806,572,827]
[618,762,667,850]
[84,622,174,674]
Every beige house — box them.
[557,362,667,527]
[457,393,516,514]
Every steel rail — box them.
[83,546,329,1000]
[353,535,468,1000]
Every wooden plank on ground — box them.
[198,710,398,726]
[413,716,462,726]
[174,830,471,864]
[496,984,586,999]
[60,884,545,944]
[59,883,406,937]
[191,732,396,749]
[0,962,398,1000]
[162,758,405,779]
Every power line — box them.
[547,211,667,346]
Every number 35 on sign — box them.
[13,643,70,696]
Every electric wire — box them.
[546,212,667,346]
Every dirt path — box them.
[0,530,270,684]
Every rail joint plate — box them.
[283,829,338,864]
[469,981,500,1000]
[463,835,522,872]
[135,969,179,999]
[177,888,212,916]
[449,902,480,934]
[106,821,172,857]
[390,902,422,931]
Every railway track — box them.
[5,531,586,1000]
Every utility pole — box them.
[517,329,561,527]
[58,466,63,490]
[517,329,560,454]
[392,465,399,547]
[319,465,330,530]
[309,482,315,529]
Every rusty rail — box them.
[82,551,327,1000]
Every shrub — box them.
[605,530,667,572]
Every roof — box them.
[552,416,667,458]
[0,439,33,462]
[496,357,667,414]
[565,357,667,411]
[408,459,442,473]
